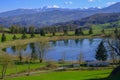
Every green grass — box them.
[6,69,112,80]
[0,63,46,75]
[0,27,119,43]
[0,33,40,43]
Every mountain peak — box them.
[0,2,120,27]
[102,2,120,12]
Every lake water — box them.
[6,38,102,61]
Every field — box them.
[0,63,46,75]
[6,69,112,80]
[0,26,119,44]
[0,27,119,80]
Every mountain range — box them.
[0,2,120,27]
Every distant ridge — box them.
[0,2,120,27]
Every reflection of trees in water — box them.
[15,44,27,62]
[79,39,84,46]
[52,41,56,46]
[75,39,79,45]
[35,41,50,63]
[59,50,67,64]
[11,46,16,53]
[89,38,93,45]
[63,40,69,46]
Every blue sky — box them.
[0,0,120,12]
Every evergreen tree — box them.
[30,32,35,38]
[1,33,6,42]
[79,27,84,35]
[13,35,17,40]
[63,30,68,35]
[114,28,118,35]
[95,41,108,61]
[101,29,105,34]
[89,27,93,35]
[28,26,34,34]
[75,29,79,35]
[21,32,27,39]
[40,29,45,36]
[22,27,27,33]
[10,25,15,33]
[52,32,55,36]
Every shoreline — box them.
[0,35,102,49]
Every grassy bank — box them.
[0,35,100,49]
[0,63,46,76]
[6,69,112,80]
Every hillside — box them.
[53,13,120,28]
[0,2,120,27]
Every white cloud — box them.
[64,1,73,5]
[106,2,117,6]
[97,6,102,9]
[47,5,60,8]
[88,0,94,2]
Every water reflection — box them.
[6,38,102,61]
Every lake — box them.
[6,38,102,61]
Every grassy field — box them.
[0,27,119,80]
[6,69,112,80]
[0,63,46,75]
[0,27,117,42]
[0,34,41,43]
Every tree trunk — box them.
[39,59,43,63]
[1,64,7,79]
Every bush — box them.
[46,62,58,69]
[13,35,17,40]
[21,33,27,39]
[30,32,35,38]
[1,33,6,42]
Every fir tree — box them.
[114,28,118,35]
[95,41,108,61]
[89,27,93,35]
[40,29,45,36]
[101,29,105,34]
[79,27,84,35]
[63,30,68,35]
[1,33,6,42]
[30,32,35,38]
[21,32,27,39]
[13,35,17,40]
[52,32,55,36]
[75,29,79,35]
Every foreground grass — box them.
[6,69,112,80]
[0,63,46,76]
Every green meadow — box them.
[6,69,112,80]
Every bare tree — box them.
[35,41,50,63]
[108,39,120,63]
[0,53,13,79]
[107,30,120,64]
[77,52,84,68]
[61,51,66,64]
[16,44,27,63]
[25,53,31,76]
[110,49,118,66]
